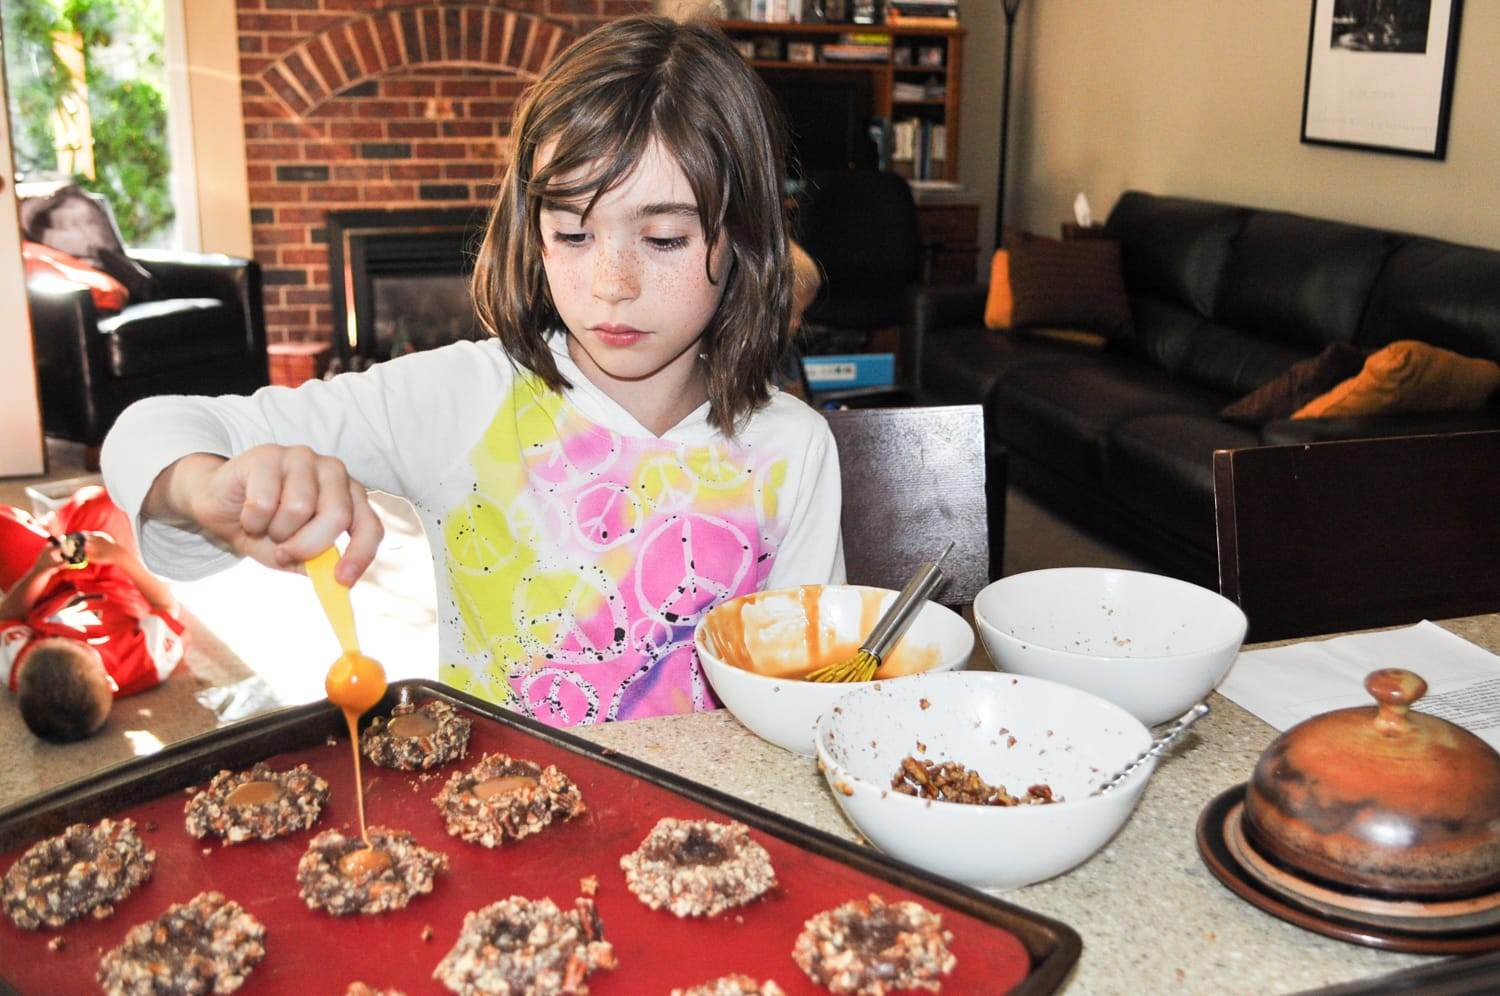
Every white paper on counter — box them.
[1218,620,1500,750]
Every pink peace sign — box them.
[572,482,644,552]
[520,667,602,726]
[632,513,755,628]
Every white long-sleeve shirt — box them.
[102,337,844,727]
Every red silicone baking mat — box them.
[0,680,1078,994]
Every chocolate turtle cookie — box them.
[184,763,330,843]
[792,894,956,995]
[361,700,471,770]
[97,891,265,996]
[297,826,449,916]
[672,975,787,996]
[433,753,585,847]
[3,819,154,929]
[433,895,616,996]
[620,818,775,918]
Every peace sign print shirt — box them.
[105,337,845,729]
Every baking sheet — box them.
[0,680,1079,994]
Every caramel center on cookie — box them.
[386,712,439,738]
[224,781,284,808]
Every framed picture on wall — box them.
[1301,0,1464,159]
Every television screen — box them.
[761,70,879,174]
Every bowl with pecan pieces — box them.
[815,670,1155,891]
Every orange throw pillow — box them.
[21,240,130,312]
[1292,340,1500,419]
[984,250,1013,329]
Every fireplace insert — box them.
[324,207,489,372]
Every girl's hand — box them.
[170,445,384,585]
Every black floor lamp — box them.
[994,0,1023,246]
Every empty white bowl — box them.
[696,584,974,756]
[973,568,1247,726]
[816,670,1155,891]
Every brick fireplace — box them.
[235,0,646,350]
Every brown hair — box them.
[17,638,112,742]
[471,14,792,435]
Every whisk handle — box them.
[862,541,953,658]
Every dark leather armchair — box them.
[28,248,269,456]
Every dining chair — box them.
[823,405,1003,606]
[1213,430,1500,642]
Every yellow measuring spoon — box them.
[307,547,387,713]
[307,547,386,850]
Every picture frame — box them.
[1301,0,1464,159]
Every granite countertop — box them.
[6,615,1498,993]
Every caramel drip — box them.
[386,712,439,738]
[858,589,883,646]
[801,585,821,660]
[473,775,538,800]
[343,708,371,847]
[224,780,283,808]
[337,845,392,878]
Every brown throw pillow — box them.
[1008,236,1130,336]
[1293,340,1500,419]
[1220,343,1369,426]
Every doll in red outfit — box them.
[0,486,185,741]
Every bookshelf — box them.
[721,20,965,182]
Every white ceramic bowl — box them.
[816,670,1155,891]
[696,584,974,756]
[973,568,1247,726]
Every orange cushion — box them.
[21,240,130,312]
[1292,340,1500,419]
[983,248,1107,348]
[984,250,1013,329]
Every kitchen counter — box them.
[570,614,1500,995]
[8,615,1499,993]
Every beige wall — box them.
[984,1,1500,252]
[174,0,252,257]
[0,65,46,475]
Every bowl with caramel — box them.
[695,584,973,756]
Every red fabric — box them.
[0,487,184,696]
[21,239,130,311]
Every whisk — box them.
[807,542,954,684]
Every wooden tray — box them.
[0,680,1080,994]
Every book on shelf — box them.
[890,117,945,180]
[885,0,959,26]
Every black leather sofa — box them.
[28,249,269,456]
[906,191,1500,587]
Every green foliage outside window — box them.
[2,0,173,245]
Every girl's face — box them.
[537,138,730,391]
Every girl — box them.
[100,15,844,728]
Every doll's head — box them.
[17,637,113,742]
[472,14,792,433]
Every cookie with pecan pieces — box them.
[361,700,471,770]
[620,818,775,918]
[184,762,329,843]
[96,891,264,996]
[434,753,585,847]
[792,893,956,995]
[298,827,448,916]
[433,895,615,996]
[3,819,153,930]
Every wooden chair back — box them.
[823,405,1002,605]
[1213,431,1500,642]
